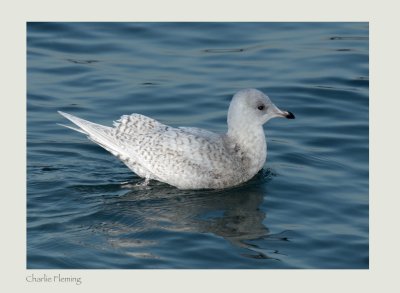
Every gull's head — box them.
[227,88,295,129]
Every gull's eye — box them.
[258,105,265,110]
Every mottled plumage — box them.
[58,88,294,189]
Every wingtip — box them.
[57,123,88,134]
[58,111,79,122]
[58,110,69,117]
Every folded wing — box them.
[58,112,237,188]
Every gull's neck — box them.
[227,124,267,176]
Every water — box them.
[27,22,369,269]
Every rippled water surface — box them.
[27,22,368,269]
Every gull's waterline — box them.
[58,88,295,189]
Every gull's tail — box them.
[58,111,127,158]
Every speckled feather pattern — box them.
[58,89,293,189]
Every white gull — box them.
[58,88,295,189]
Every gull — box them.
[58,88,295,189]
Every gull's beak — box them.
[282,110,295,119]
[271,104,296,119]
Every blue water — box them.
[27,22,369,269]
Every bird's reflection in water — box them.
[88,170,288,261]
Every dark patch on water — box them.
[66,59,100,64]
[203,48,245,53]
[329,36,369,40]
